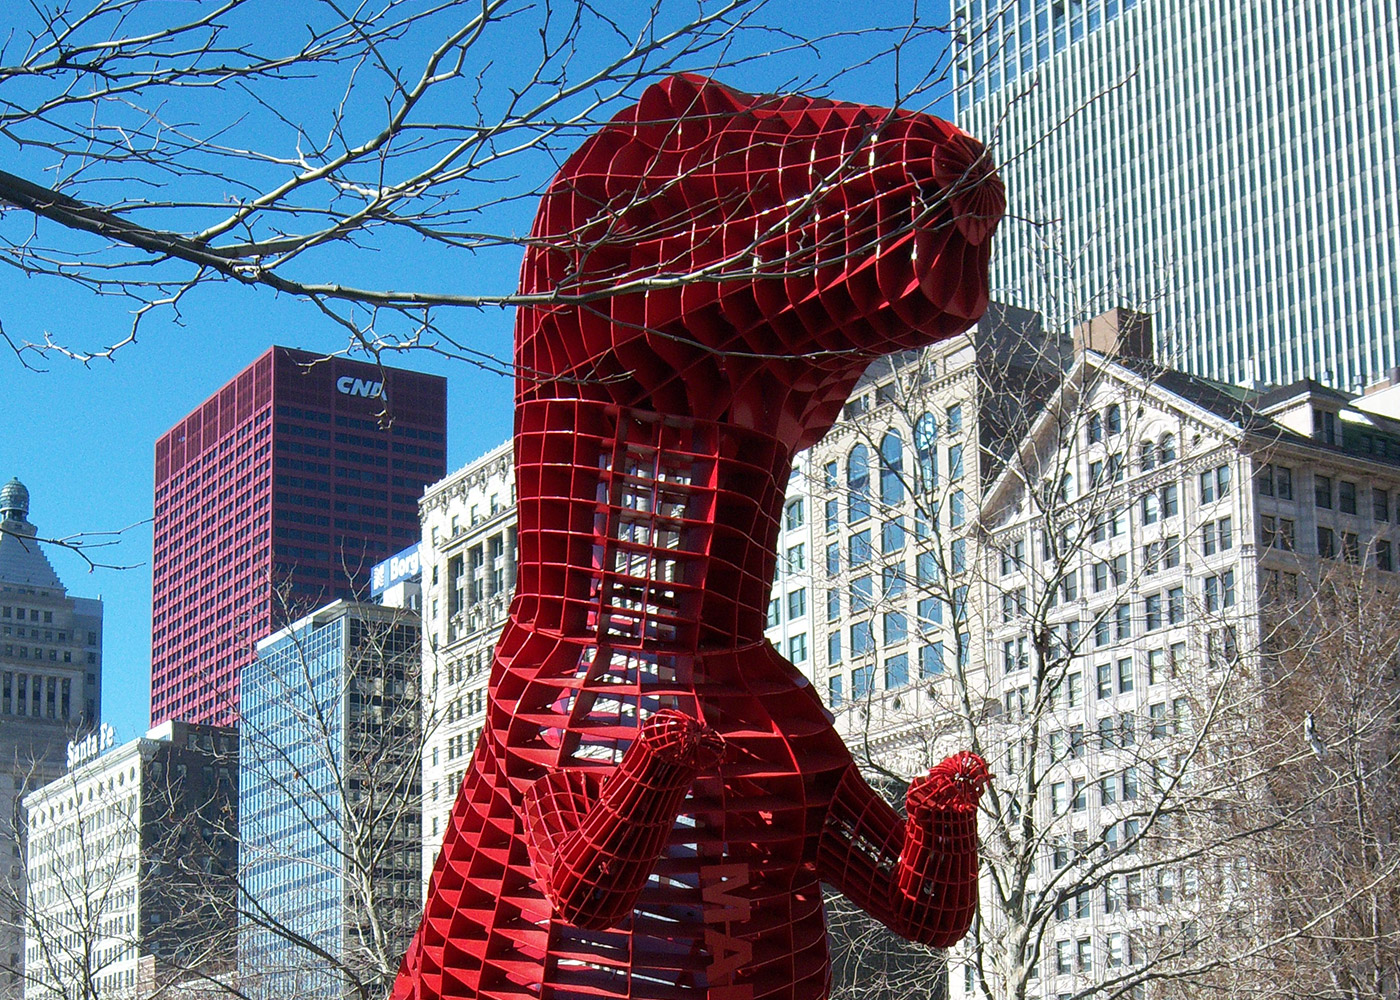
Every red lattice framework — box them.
[394,74,1004,1000]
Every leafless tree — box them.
[1148,560,1400,1000]
[9,730,239,1000]
[808,324,1400,1000]
[0,0,974,375]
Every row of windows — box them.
[825,412,966,528]
[1,606,54,623]
[1,671,74,719]
[955,0,1142,109]
[827,635,969,707]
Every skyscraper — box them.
[953,0,1399,391]
[239,600,421,998]
[0,478,103,1000]
[151,347,446,727]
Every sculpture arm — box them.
[817,752,989,947]
[523,709,724,929]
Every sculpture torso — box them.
[395,73,1002,1000]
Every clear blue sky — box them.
[0,1,955,744]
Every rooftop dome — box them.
[0,477,29,521]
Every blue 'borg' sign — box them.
[371,542,422,595]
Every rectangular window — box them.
[885,652,909,689]
[1161,483,1179,516]
[916,550,938,585]
[1065,672,1082,708]
[1317,525,1336,558]
[828,675,843,707]
[788,588,807,619]
[1167,587,1185,624]
[881,517,905,554]
[921,642,945,677]
[786,543,806,571]
[826,589,841,621]
[785,498,805,531]
[851,621,874,655]
[1150,702,1167,739]
[1144,593,1162,631]
[1118,657,1134,693]
[918,595,943,626]
[827,632,842,664]
[1141,491,1159,524]
[1376,539,1394,572]
[1108,932,1128,969]
[1148,648,1165,685]
[951,538,967,574]
[852,663,874,698]
[851,576,873,612]
[848,530,872,567]
[1115,603,1131,639]
[949,444,964,480]
[766,599,781,628]
[1097,661,1112,698]
[1275,465,1294,499]
[826,542,840,576]
[883,611,907,645]
[1340,480,1358,515]
[1316,474,1333,509]
[1123,766,1140,799]
[1375,488,1391,522]
[788,633,808,664]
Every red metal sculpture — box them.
[394,73,1003,1000]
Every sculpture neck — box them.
[510,400,793,653]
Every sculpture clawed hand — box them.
[524,710,725,928]
[636,708,727,770]
[906,751,992,821]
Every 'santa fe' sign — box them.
[337,376,384,398]
[67,722,117,770]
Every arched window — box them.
[1159,432,1177,462]
[880,430,905,505]
[848,444,870,522]
[1087,412,1104,444]
[914,413,938,492]
[1139,440,1156,471]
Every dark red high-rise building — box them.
[151,347,446,726]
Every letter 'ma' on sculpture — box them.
[393,73,1004,1000]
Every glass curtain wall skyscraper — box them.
[239,600,421,999]
[953,0,1399,391]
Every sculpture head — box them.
[516,73,1004,450]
